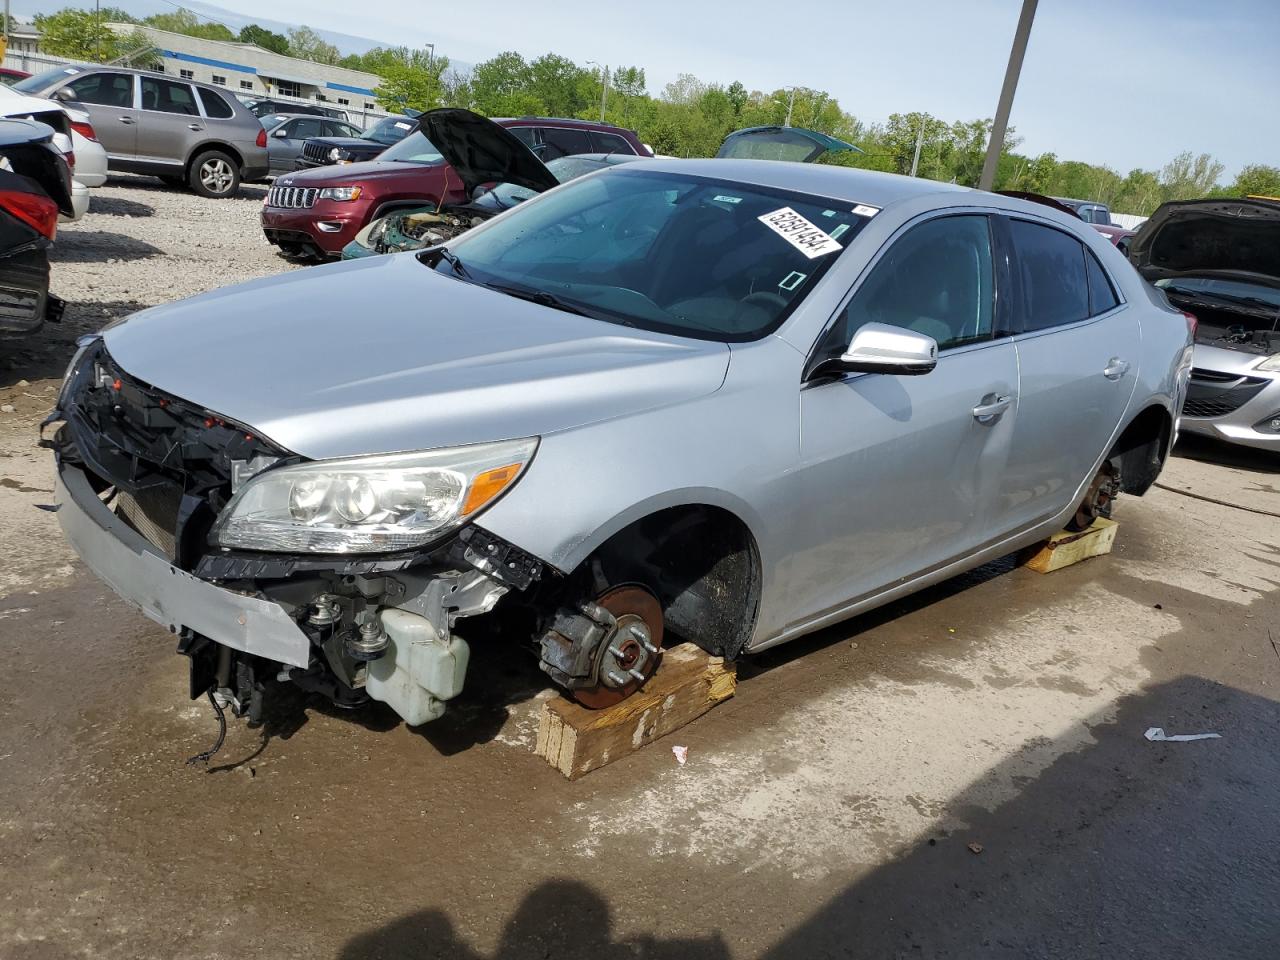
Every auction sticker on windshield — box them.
[758,207,843,259]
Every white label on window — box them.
[758,207,843,259]
[713,194,741,204]
[851,204,880,217]
[394,121,412,130]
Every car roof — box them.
[494,115,635,133]
[628,157,975,209]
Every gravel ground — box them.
[1,173,297,389]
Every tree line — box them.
[29,7,1280,215]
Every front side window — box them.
[287,118,324,140]
[816,215,994,362]
[327,121,360,138]
[62,71,133,108]
[197,87,233,119]
[375,129,442,162]
[440,169,870,342]
[141,77,198,115]
[1009,219,1090,332]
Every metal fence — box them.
[1,50,394,131]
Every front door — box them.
[787,214,1019,628]
[997,217,1142,530]
[136,77,204,169]
[59,70,137,160]
[268,117,324,173]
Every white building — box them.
[107,24,385,114]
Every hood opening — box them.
[417,109,558,196]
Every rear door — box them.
[790,213,1020,624]
[58,70,137,160]
[539,126,592,160]
[997,216,1140,530]
[136,77,205,167]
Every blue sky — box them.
[103,0,1280,177]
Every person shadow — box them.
[338,878,730,960]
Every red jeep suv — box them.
[261,115,650,259]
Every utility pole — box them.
[784,86,795,127]
[95,0,101,62]
[599,63,608,122]
[979,0,1037,191]
[909,117,924,177]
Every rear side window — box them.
[590,131,636,155]
[141,78,199,116]
[197,88,234,119]
[63,71,133,108]
[1085,250,1119,314]
[540,127,592,159]
[824,214,995,355]
[1009,219,1090,331]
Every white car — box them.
[0,84,106,221]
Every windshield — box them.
[11,65,78,95]
[434,168,870,342]
[362,116,417,146]
[376,129,444,164]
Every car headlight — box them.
[1255,354,1280,372]
[319,186,361,202]
[327,147,344,162]
[212,438,537,554]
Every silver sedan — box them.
[51,159,1192,730]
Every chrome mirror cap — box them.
[836,322,938,376]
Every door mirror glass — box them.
[273,127,290,138]
[827,322,938,376]
[52,87,76,102]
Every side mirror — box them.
[273,128,291,138]
[52,88,76,103]
[813,322,938,378]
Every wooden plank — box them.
[534,643,735,780]
[1020,517,1118,574]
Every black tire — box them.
[188,150,241,198]
[157,175,185,188]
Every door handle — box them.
[118,117,135,124]
[972,394,1013,423]
[1103,357,1130,380]
[187,123,203,131]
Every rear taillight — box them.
[1181,311,1198,340]
[256,127,267,149]
[65,150,75,173]
[0,189,59,239]
[70,119,98,142]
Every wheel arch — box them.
[556,492,765,660]
[184,141,243,176]
[1108,401,1175,496]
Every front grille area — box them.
[117,485,183,560]
[1183,369,1269,419]
[267,185,319,209]
[301,141,333,165]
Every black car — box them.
[295,114,418,168]
[0,118,71,336]
[240,97,348,123]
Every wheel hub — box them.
[572,585,664,708]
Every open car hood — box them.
[1129,198,1280,281]
[716,126,861,163]
[417,108,558,195]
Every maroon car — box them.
[262,113,649,259]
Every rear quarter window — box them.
[197,88,234,119]
[1085,249,1119,314]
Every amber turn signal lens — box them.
[461,463,523,516]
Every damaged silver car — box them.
[1129,197,1280,450]
[48,161,1192,739]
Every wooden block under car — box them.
[1020,517,1118,574]
[535,643,736,780]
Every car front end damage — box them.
[46,338,566,729]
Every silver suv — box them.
[50,161,1192,732]
[13,65,268,197]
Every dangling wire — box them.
[186,688,227,766]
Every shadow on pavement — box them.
[87,195,156,218]
[49,230,163,263]
[1174,433,1279,474]
[339,676,1279,959]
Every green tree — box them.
[286,26,342,66]
[1229,163,1280,198]
[469,51,541,116]
[240,24,289,55]
[374,52,451,112]
[33,8,141,61]
[527,53,590,117]
[143,10,235,41]
[1160,151,1225,200]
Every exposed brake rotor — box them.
[571,585,664,709]
[1071,461,1120,531]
